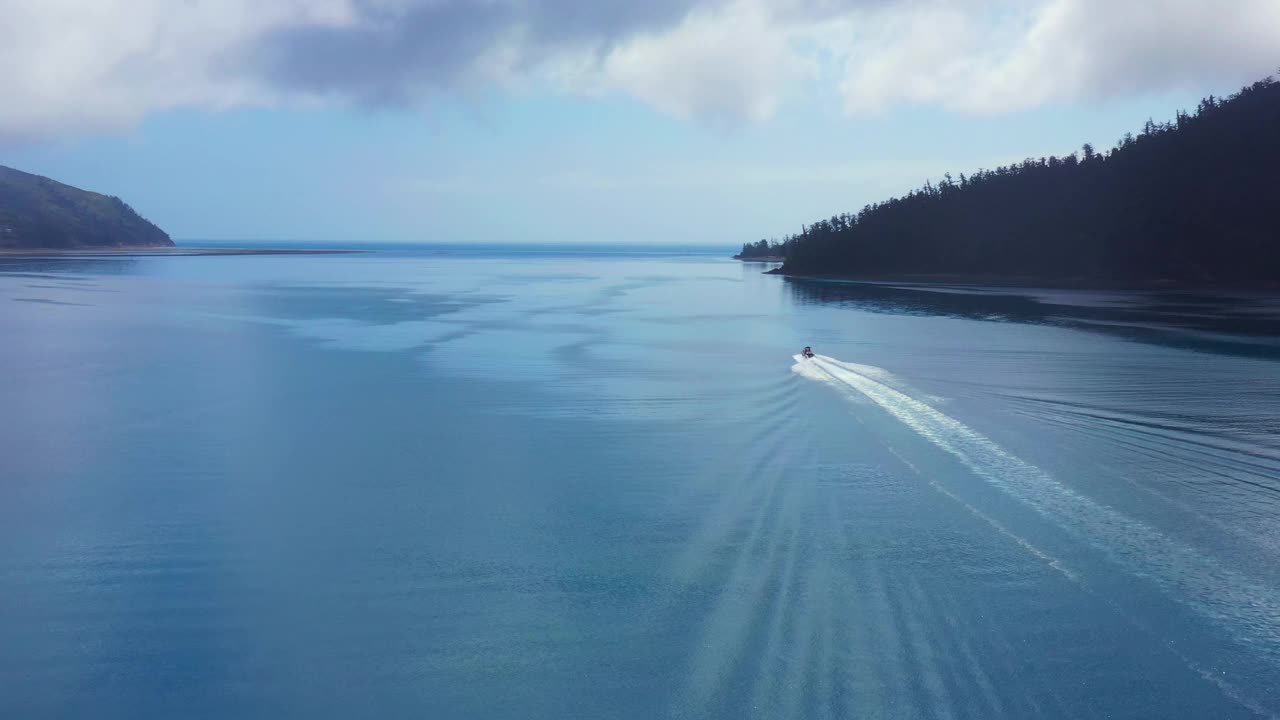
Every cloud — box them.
[1,0,1278,140]
[0,0,719,139]
[247,0,720,102]
[599,2,808,124]
[0,0,351,139]
[829,0,1280,113]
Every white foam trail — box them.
[798,355,1280,668]
[886,445,1082,585]
[791,354,828,383]
[886,446,1279,719]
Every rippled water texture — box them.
[2,247,1278,719]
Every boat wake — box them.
[792,354,1280,694]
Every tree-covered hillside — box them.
[0,165,172,249]
[772,76,1280,287]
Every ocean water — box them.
[1,246,1279,719]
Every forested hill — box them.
[0,165,172,249]
[772,76,1280,288]
[735,239,786,260]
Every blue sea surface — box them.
[2,245,1279,718]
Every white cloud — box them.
[0,0,353,139]
[827,0,1280,113]
[0,0,1277,140]
[598,1,808,124]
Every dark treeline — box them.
[772,75,1280,287]
[736,238,787,259]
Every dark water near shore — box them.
[2,247,1279,719]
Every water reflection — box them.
[0,257,140,276]
[785,278,1280,360]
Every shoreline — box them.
[764,268,1280,293]
[0,246,369,258]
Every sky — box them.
[1,0,1277,245]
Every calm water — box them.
[2,247,1279,719]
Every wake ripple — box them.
[793,355,1280,674]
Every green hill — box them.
[770,76,1280,288]
[0,165,172,249]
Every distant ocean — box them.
[2,245,1279,719]
[185,239,738,257]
